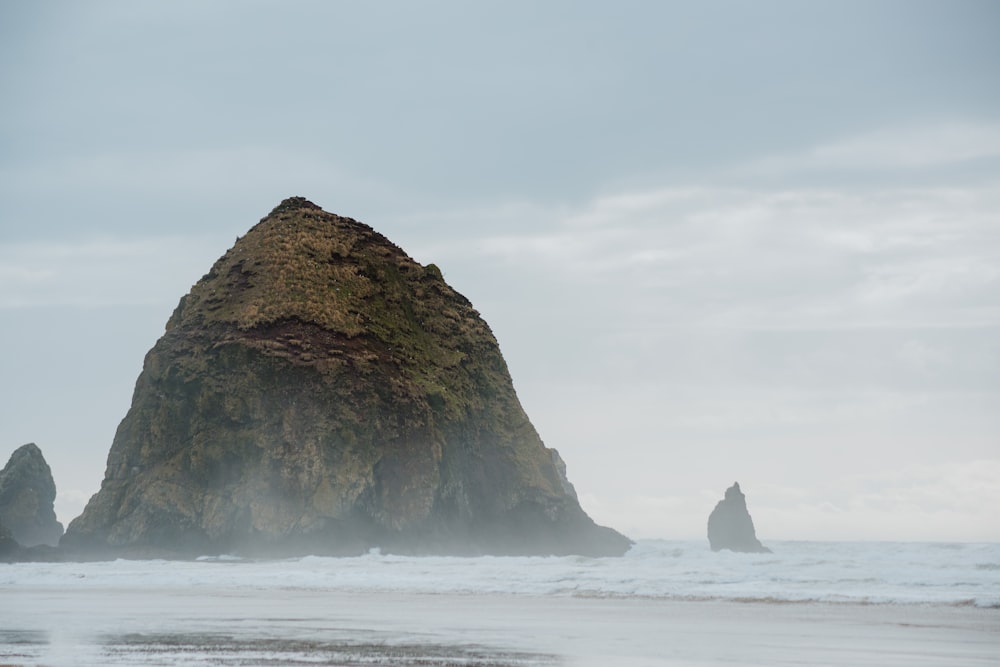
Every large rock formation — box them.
[0,443,64,547]
[64,197,631,558]
[707,482,770,553]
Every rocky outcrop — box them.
[707,482,770,553]
[0,443,64,547]
[550,449,577,501]
[63,197,631,558]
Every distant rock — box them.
[0,443,64,547]
[707,482,770,553]
[63,197,631,558]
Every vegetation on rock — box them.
[64,197,631,557]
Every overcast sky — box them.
[2,1,998,541]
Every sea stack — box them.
[63,197,631,558]
[707,482,770,553]
[0,443,64,547]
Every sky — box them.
[1,0,998,542]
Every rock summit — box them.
[63,197,631,558]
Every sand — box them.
[1,585,996,666]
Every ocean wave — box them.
[4,540,998,609]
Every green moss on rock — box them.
[64,197,631,557]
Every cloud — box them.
[755,460,1000,541]
[811,122,1000,169]
[411,182,1000,332]
[0,236,229,308]
[747,121,1000,174]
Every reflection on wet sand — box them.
[2,628,559,667]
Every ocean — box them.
[2,540,997,666]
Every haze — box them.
[1,1,998,542]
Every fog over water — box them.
[2,1,999,543]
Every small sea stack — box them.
[0,443,64,547]
[707,482,770,553]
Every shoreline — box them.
[2,585,997,666]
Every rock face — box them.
[0,443,64,547]
[0,519,19,559]
[707,482,770,553]
[64,197,631,558]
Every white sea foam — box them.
[3,540,998,607]
[3,541,998,667]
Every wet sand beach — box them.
[2,586,996,666]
